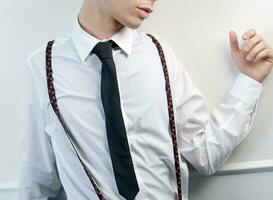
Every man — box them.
[19,0,273,200]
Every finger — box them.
[242,29,256,40]
[243,34,263,52]
[254,49,269,62]
[229,31,240,52]
[246,41,266,61]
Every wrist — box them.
[241,72,264,85]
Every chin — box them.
[123,19,143,29]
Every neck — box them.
[78,0,124,40]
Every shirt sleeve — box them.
[18,54,62,199]
[172,50,264,175]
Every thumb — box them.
[229,31,240,53]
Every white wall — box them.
[1,0,273,199]
[189,168,273,200]
[0,0,82,196]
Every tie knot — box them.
[92,40,116,60]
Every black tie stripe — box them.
[92,39,140,200]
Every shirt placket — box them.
[113,54,149,200]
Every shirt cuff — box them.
[229,72,264,108]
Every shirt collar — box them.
[71,14,137,62]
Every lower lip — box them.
[137,8,150,19]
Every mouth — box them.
[136,6,153,19]
[137,6,153,13]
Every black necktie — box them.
[91,40,139,200]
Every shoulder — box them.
[137,32,174,54]
[138,32,183,82]
[138,32,180,66]
[25,33,72,106]
[26,33,71,79]
[27,34,71,68]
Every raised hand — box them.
[229,29,273,83]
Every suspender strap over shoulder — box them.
[46,41,105,200]
[146,34,182,200]
[45,33,182,200]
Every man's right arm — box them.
[18,54,62,199]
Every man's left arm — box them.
[170,29,273,175]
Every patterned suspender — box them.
[46,40,105,200]
[45,33,182,200]
[146,34,182,200]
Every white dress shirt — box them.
[19,15,265,200]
